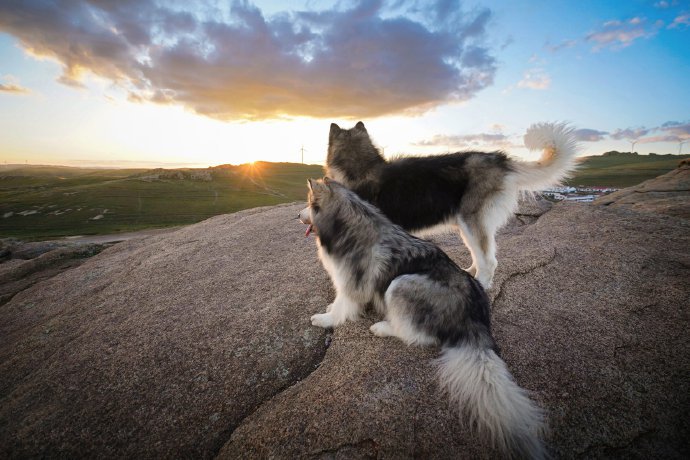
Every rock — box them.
[595,158,690,218]
[0,204,331,458]
[0,242,109,306]
[3,239,63,260]
[1,190,688,457]
[221,203,689,459]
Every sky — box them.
[0,0,689,168]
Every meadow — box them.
[0,162,322,240]
[567,152,689,187]
[1,152,687,240]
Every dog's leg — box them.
[370,320,394,337]
[311,294,359,329]
[456,218,484,280]
[377,276,439,346]
[458,215,499,289]
[475,230,497,289]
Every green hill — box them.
[0,162,323,240]
[567,152,689,187]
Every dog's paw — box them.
[475,273,492,289]
[370,321,393,337]
[311,313,335,329]
[464,265,477,277]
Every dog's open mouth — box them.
[305,224,315,237]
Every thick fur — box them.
[300,179,546,459]
[324,121,578,288]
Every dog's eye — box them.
[311,203,320,213]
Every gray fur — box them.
[301,179,546,458]
[325,121,578,288]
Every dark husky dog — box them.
[324,121,578,288]
[299,178,545,459]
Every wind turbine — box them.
[629,140,637,153]
[679,140,688,155]
[300,145,307,164]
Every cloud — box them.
[610,127,651,140]
[517,68,550,90]
[654,1,680,9]
[654,120,690,141]
[668,13,690,29]
[573,128,608,142]
[415,131,519,150]
[546,38,577,53]
[0,75,29,94]
[0,0,497,120]
[586,17,660,50]
[637,134,681,144]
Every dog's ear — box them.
[329,123,341,141]
[308,178,331,197]
[355,121,366,132]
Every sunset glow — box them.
[1,1,688,168]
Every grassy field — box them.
[0,162,322,240]
[1,153,687,240]
[567,152,689,187]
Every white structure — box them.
[565,195,596,203]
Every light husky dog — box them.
[299,178,545,459]
[325,121,578,288]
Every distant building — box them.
[542,191,565,200]
[543,186,576,194]
[565,195,597,203]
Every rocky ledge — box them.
[1,168,688,458]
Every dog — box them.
[299,178,545,459]
[324,121,578,288]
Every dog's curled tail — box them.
[437,345,546,459]
[513,122,579,192]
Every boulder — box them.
[595,158,690,218]
[0,204,331,458]
[1,192,688,458]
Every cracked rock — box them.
[595,158,690,218]
[1,175,689,458]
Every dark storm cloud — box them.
[0,0,497,120]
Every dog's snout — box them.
[298,207,311,225]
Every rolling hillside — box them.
[567,152,690,187]
[0,162,323,240]
[2,153,688,240]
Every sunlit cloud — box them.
[608,121,690,145]
[654,120,690,140]
[586,17,660,50]
[415,130,520,151]
[0,75,30,94]
[0,0,498,121]
[517,68,551,90]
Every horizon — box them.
[2,149,688,171]
[1,1,689,167]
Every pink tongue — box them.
[305,224,313,237]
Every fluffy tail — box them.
[513,122,579,191]
[437,345,546,459]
